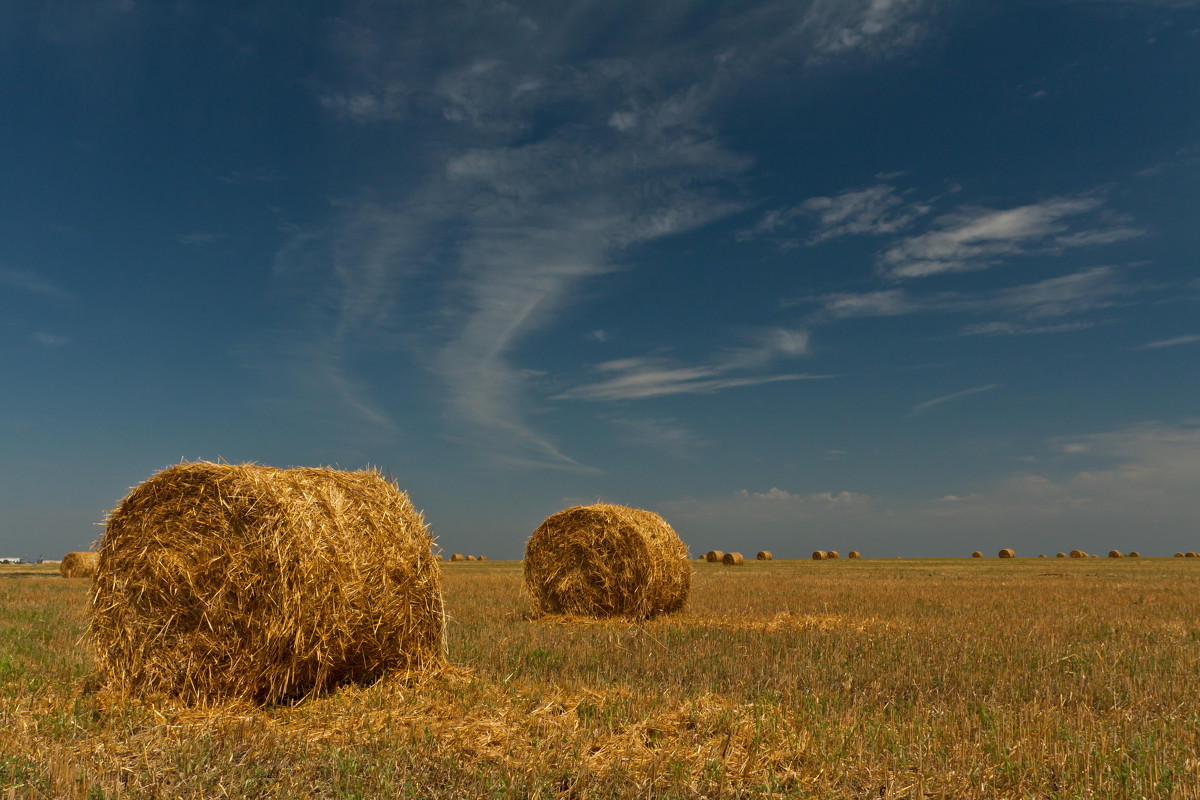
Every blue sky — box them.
[3,0,1199,561]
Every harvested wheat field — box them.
[3,557,1200,798]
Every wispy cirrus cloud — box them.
[879,195,1143,279]
[0,266,73,303]
[1130,334,1200,350]
[911,383,1001,415]
[556,329,829,402]
[808,265,1133,332]
[738,183,929,247]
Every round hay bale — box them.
[848,551,861,559]
[478,555,487,562]
[465,555,477,562]
[1108,550,1123,558]
[971,551,983,558]
[1038,554,1046,558]
[60,551,100,579]
[1174,552,1184,558]
[1070,550,1085,558]
[522,504,690,619]
[450,554,464,562]
[1056,553,1066,558]
[436,554,444,561]
[1187,552,1199,558]
[827,550,841,559]
[998,548,1016,559]
[1090,554,1099,558]
[812,550,827,560]
[704,550,725,563]
[90,463,444,704]
[1129,551,1140,558]
[755,550,773,561]
[722,552,744,566]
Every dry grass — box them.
[4,557,1200,798]
[90,462,444,704]
[58,552,98,579]
[522,504,690,619]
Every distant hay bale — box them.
[450,554,464,562]
[465,555,477,562]
[756,551,773,561]
[1056,553,1066,558]
[1091,554,1099,558]
[704,550,725,563]
[1129,551,1140,558]
[1174,552,1184,558]
[436,554,444,561]
[827,550,841,559]
[998,549,1016,559]
[1108,550,1123,558]
[722,552,744,565]
[848,551,861,559]
[812,550,827,560]
[90,463,444,704]
[523,504,690,619]
[478,555,487,561]
[971,551,983,558]
[60,551,99,579]
[1187,552,1199,558]
[1038,554,1046,558]
[1070,550,1085,558]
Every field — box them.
[2,557,1199,799]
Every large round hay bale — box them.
[756,550,773,561]
[1108,550,1123,558]
[523,504,690,619]
[60,551,99,579]
[90,463,444,704]
[848,551,861,559]
[812,550,827,560]
[1070,550,1085,558]
[998,548,1015,559]
[704,550,725,563]
[723,552,744,565]
[971,551,983,558]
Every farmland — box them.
[2,557,1199,798]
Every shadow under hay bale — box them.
[723,552,744,565]
[523,504,690,620]
[755,550,772,561]
[998,548,1016,559]
[91,462,444,705]
[704,550,724,563]
[60,551,99,578]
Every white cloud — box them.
[800,0,936,62]
[1130,334,1200,350]
[32,332,70,346]
[607,415,708,458]
[557,328,826,402]
[739,184,929,246]
[911,383,1001,415]
[879,195,1142,279]
[0,267,72,303]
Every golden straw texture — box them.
[723,552,744,566]
[704,550,724,563]
[60,551,99,579]
[90,462,444,705]
[523,504,690,619]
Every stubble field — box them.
[2,557,1199,799]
